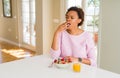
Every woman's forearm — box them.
[51,31,60,50]
[66,56,91,65]
[81,58,91,65]
[51,22,68,50]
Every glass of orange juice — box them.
[73,63,81,72]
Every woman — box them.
[50,6,96,67]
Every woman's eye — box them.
[71,17,74,19]
[66,16,68,19]
[65,16,74,19]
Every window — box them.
[21,0,36,47]
[66,0,82,8]
[85,0,99,32]
[2,0,12,17]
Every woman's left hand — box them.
[65,56,78,62]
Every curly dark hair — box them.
[66,6,84,26]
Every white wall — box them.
[0,0,19,43]
[99,0,120,74]
[36,0,54,54]
[35,0,43,55]
[42,0,53,54]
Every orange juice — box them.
[73,63,81,72]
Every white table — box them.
[0,55,120,78]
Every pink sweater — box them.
[50,30,97,66]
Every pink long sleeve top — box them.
[50,30,97,66]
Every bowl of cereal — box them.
[53,57,72,68]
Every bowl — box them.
[54,63,70,68]
[53,57,72,68]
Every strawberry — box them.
[54,59,57,63]
[62,61,66,64]
[61,58,64,61]
[68,58,72,63]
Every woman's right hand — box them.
[55,22,70,33]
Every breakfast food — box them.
[54,57,72,64]
[67,23,71,27]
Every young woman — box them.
[50,6,97,67]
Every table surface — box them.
[0,55,120,78]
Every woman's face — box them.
[65,11,81,29]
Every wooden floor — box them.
[0,41,36,63]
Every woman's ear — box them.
[78,19,81,24]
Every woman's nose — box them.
[66,18,71,21]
